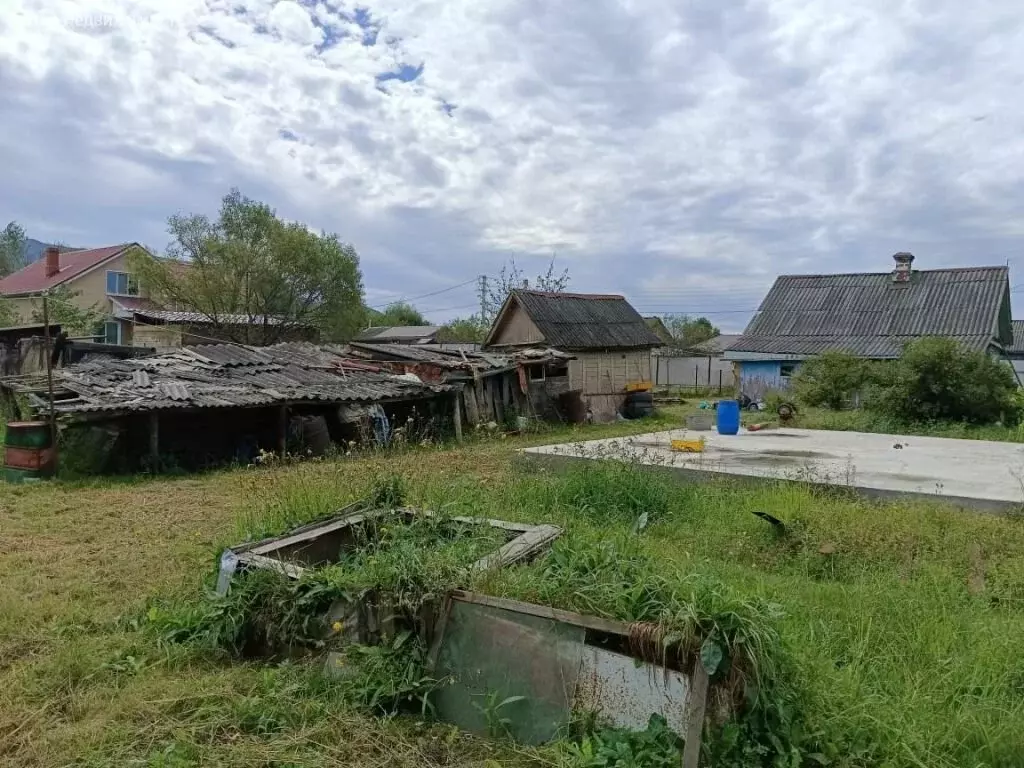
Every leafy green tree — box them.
[664,315,719,351]
[0,221,27,277]
[372,301,430,327]
[29,286,105,337]
[868,337,1019,425]
[0,300,16,328]
[792,351,870,409]
[130,189,365,343]
[436,315,487,343]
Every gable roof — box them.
[643,316,673,344]
[355,325,441,343]
[727,266,1011,359]
[0,244,137,296]
[486,290,663,350]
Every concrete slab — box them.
[524,428,1024,513]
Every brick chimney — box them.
[44,246,60,278]
[892,252,914,283]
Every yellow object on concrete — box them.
[625,380,653,392]
[670,438,705,453]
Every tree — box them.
[130,189,365,343]
[0,300,16,328]
[0,221,27,277]
[792,351,870,409]
[371,301,430,327]
[868,337,1020,425]
[436,315,487,343]
[29,286,105,337]
[484,256,569,324]
[664,315,719,351]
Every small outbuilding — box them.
[483,290,662,422]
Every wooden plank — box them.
[248,508,388,556]
[237,552,308,580]
[148,411,159,467]
[449,590,632,638]
[424,595,453,673]
[681,662,709,768]
[471,524,562,571]
[277,404,288,456]
[453,392,463,443]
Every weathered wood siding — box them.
[569,350,652,421]
[488,303,545,346]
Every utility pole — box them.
[477,274,489,322]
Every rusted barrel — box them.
[4,421,55,481]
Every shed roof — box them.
[355,325,441,343]
[727,267,1011,359]
[1,342,451,417]
[0,244,136,296]
[486,290,662,350]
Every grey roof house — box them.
[725,253,1014,393]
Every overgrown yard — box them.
[3,408,1024,767]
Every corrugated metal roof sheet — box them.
[1,342,452,416]
[728,267,1010,358]
[1010,320,1024,355]
[489,290,663,350]
[355,326,441,342]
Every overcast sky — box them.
[2,1,1024,330]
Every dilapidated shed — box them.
[1,342,455,472]
[344,342,575,427]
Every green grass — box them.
[4,406,1024,766]
[789,405,1024,443]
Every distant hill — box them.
[20,238,83,266]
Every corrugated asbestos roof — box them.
[2,342,452,416]
[1010,320,1024,355]
[728,267,1011,359]
[355,326,441,342]
[490,290,663,350]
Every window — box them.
[106,270,139,296]
[102,321,121,346]
[528,365,546,381]
[780,363,797,378]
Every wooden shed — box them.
[483,290,663,422]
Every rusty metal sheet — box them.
[574,645,691,732]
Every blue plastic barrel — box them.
[717,399,740,435]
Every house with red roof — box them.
[0,243,152,345]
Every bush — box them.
[791,351,869,409]
[868,337,1019,425]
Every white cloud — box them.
[2,0,1024,324]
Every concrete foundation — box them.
[524,427,1024,513]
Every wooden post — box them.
[278,404,288,456]
[148,411,159,469]
[452,392,463,443]
[682,662,710,768]
[42,295,57,452]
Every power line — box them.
[366,278,478,309]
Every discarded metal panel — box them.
[432,599,585,744]
[434,591,709,765]
[575,645,690,731]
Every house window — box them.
[106,271,139,297]
[779,363,797,378]
[528,365,546,382]
[102,321,121,346]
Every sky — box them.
[2,1,1024,331]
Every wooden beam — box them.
[682,662,709,768]
[449,590,633,638]
[148,411,159,469]
[277,404,288,456]
[452,391,463,443]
